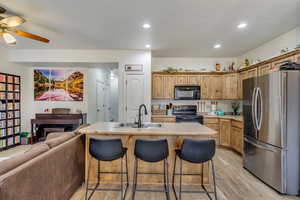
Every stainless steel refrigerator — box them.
[243,70,300,195]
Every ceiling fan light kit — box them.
[3,32,16,45]
[0,6,49,46]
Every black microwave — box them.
[174,86,201,100]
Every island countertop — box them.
[79,122,217,137]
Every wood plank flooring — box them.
[70,148,300,200]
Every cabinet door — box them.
[164,75,175,99]
[271,56,296,72]
[247,68,258,79]
[210,76,223,99]
[175,75,188,85]
[188,75,202,85]
[219,119,231,147]
[152,74,164,99]
[231,127,243,154]
[201,76,210,99]
[223,74,238,99]
[258,64,272,76]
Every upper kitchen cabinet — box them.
[152,74,165,99]
[202,75,223,100]
[152,73,176,99]
[175,75,189,85]
[258,63,272,76]
[222,73,238,100]
[271,55,296,72]
[188,75,202,85]
[164,75,176,99]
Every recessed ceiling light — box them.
[238,23,247,29]
[145,44,151,48]
[214,44,221,49]
[143,23,151,29]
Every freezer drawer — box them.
[244,137,285,193]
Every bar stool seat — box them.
[172,139,218,200]
[132,138,170,200]
[85,138,129,200]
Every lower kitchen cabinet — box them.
[151,116,176,123]
[219,119,231,147]
[204,117,244,155]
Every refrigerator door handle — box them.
[244,137,277,153]
[257,87,263,131]
[252,88,258,131]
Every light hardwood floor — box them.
[70,148,300,200]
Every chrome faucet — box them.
[138,104,148,128]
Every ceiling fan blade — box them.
[0,16,26,27]
[11,29,49,43]
[0,7,6,14]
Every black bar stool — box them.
[132,139,170,200]
[172,139,217,200]
[85,138,129,200]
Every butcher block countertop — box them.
[79,122,217,137]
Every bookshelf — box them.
[0,73,21,151]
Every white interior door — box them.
[96,82,106,122]
[125,74,145,123]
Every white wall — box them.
[8,49,152,127]
[0,47,32,132]
[239,26,300,64]
[152,57,238,72]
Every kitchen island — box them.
[79,122,217,186]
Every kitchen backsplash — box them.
[151,100,242,113]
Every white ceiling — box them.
[1,0,300,57]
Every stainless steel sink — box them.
[114,122,162,128]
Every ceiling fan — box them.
[0,7,49,45]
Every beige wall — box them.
[239,26,300,64]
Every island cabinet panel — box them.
[219,119,231,147]
[222,74,238,99]
[175,75,189,85]
[271,55,296,72]
[85,134,215,186]
[152,74,165,99]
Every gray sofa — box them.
[0,131,86,200]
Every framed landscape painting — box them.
[34,69,84,101]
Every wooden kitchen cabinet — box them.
[175,75,188,85]
[271,56,296,72]
[222,73,238,99]
[231,120,244,154]
[219,119,231,147]
[151,116,176,123]
[258,63,272,76]
[164,75,175,99]
[188,75,202,85]
[202,75,222,99]
[152,74,165,99]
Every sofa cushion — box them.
[45,132,75,148]
[0,143,49,176]
[46,132,74,141]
